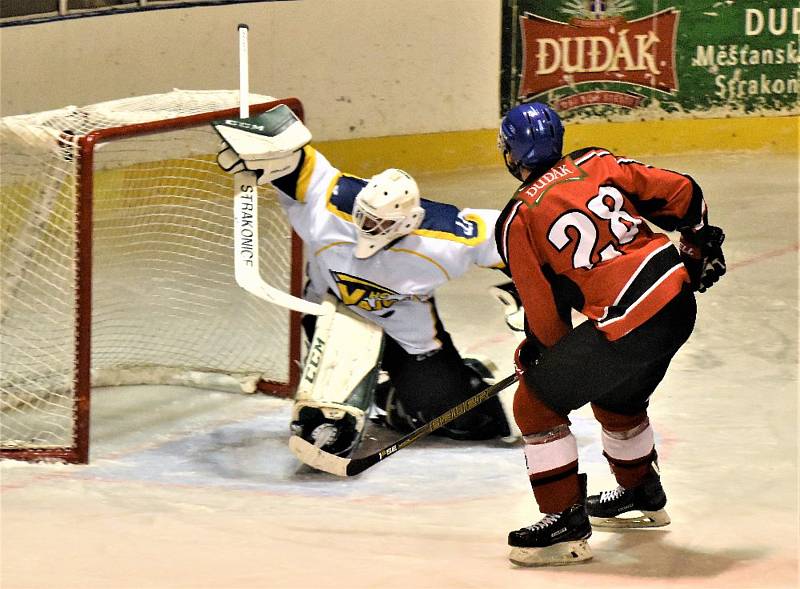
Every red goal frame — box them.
[1,97,305,464]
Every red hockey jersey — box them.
[496,148,707,348]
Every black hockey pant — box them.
[525,285,697,417]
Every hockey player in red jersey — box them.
[495,102,726,566]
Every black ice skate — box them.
[586,474,671,528]
[508,474,593,567]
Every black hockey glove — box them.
[513,338,541,376]
[679,225,726,293]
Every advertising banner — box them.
[501,0,799,121]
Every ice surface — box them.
[1,152,797,589]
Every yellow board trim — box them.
[314,116,798,176]
[566,115,799,157]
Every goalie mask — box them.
[352,169,425,259]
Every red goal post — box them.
[1,90,305,464]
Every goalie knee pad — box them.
[446,357,510,440]
[438,395,510,441]
[376,356,511,441]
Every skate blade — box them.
[508,539,593,567]
[590,509,670,529]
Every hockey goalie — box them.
[213,105,513,462]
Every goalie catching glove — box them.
[678,224,726,293]
[212,104,312,184]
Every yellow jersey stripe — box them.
[294,145,317,202]
[412,212,486,246]
[314,241,350,257]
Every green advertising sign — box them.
[501,0,800,121]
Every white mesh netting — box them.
[1,90,300,454]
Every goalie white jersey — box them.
[271,146,504,355]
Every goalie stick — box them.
[289,372,519,476]
[232,23,327,316]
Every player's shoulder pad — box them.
[570,147,654,174]
[327,174,369,217]
[513,155,591,208]
[494,199,515,265]
[414,200,488,245]
[569,146,620,167]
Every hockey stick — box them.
[232,23,327,316]
[289,372,519,476]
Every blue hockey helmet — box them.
[498,102,564,181]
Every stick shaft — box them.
[238,23,250,118]
[227,25,328,316]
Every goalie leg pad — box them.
[291,297,384,459]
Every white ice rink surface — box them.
[1,152,798,589]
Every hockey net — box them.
[0,90,304,463]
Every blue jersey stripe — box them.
[417,199,482,241]
[328,174,368,216]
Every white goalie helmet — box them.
[352,168,425,259]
